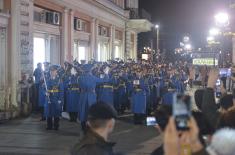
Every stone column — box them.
[125,29,131,59]
[110,25,115,59]
[62,8,69,62]
[91,18,98,60]
[122,28,125,60]
[70,10,74,61]
[10,0,21,107]
[134,32,138,61]
[232,37,235,64]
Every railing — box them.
[129,8,152,21]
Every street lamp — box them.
[185,44,192,51]
[209,28,220,36]
[155,24,160,54]
[207,36,215,42]
[215,12,229,27]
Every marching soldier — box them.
[98,66,114,107]
[38,62,50,121]
[33,63,42,111]
[130,70,147,125]
[77,64,109,133]
[44,65,64,130]
[65,66,80,122]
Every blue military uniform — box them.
[65,74,80,122]
[78,64,108,132]
[44,65,64,130]
[37,62,50,121]
[130,76,147,124]
[98,76,114,106]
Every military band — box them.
[34,60,188,131]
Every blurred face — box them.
[50,70,57,78]
[37,63,42,69]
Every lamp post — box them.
[209,28,220,36]
[215,12,229,27]
[214,12,229,66]
[155,24,160,56]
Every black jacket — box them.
[202,88,220,130]
[71,130,116,155]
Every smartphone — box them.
[173,94,191,130]
[146,117,157,126]
[216,79,221,98]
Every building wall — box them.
[0,0,144,115]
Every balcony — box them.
[127,8,153,33]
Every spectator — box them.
[207,128,235,155]
[71,103,118,155]
[217,107,235,129]
[151,104,172,155]
[219,94,234,112]
[163,117,206,155]
[201,69,220,130]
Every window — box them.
[115,30,122,40]
[98,42,109,62]
[114,45,120,59]
[33,38,45,69]
[98,25,109,37]
[73,40,88,63]
[78,47,86,63]
[74,18,88,32]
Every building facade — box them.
[0,0,152,118]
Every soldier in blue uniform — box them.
[62,62,73,112]
[77,64,109,133]
[65,66,80,122]
[130,70,147,124]
[33,63,42,111]
[97,66,114,107]
[117,71,128,114]
[44,65,64,130]
[37,62,50,121]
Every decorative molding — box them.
[0,13,10,27]
[34,22,61,35]
[74,31,91,41]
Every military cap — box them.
[82,64,93,72]
[43,62,50,66]
[50,65,60,71]
[88,103,117,120]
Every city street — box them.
[0,114,161,155]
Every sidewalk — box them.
[0,114,161,155]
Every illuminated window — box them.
[98,42,109,62]
[78,46,86,63]
[33,37,45,69]
[114,45,120,59]
[98,43,101,62]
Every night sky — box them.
[139,0,230,50]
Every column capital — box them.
[64,7,69,13]
[69,9,74,15]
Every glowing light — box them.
[207,36,215,42]
[209,28,220,36]
[185,44,192,50]
[215,12,229,27]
